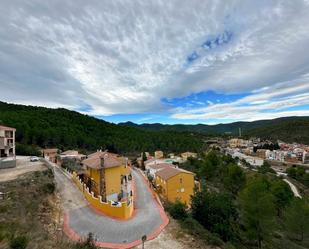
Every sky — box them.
[0,0,309,124]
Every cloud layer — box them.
[0,0,308,122]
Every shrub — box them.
[9,235,28,249]
[16,143,41,156]
[42,182,55,194]
[167,201,187,220]
[74,233,97,249]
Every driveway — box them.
[51,162,168,249]
[0,156,46,182]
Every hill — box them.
[120,116,309,144]
[0,102,204,154]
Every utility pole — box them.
[239,127,242,137]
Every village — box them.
[1,123,309,249]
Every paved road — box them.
[283,179,302,198]
[51,162,166,245]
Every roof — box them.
[87,150,118,158]
[156,167,194,181]
[42,148,58,153]
[0,125,16,131]
[148,163,172,170]
[144,158,156,165]
[61,150,79,155]
[82,152,124,170]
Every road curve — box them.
[51,162,168,248]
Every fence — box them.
[0,157,16,169]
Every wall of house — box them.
[156,173,195,205]
[72,172,134,220]
[86,167,101,195]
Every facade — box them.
[155,167,197,205]
[42,148,58,163]
[303,151,309,164]
[154,150,164,159]
[0,125,16,158]
[181,152,197,161]
[82,151,132,202]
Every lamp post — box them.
[141,235,147,249]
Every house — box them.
[0,125,16,158]
[155,166,197,205]
[60,150,86,160]
[42,148,58,163]
[82,151,132,202]
[147,163,172,177]
[181,152,197,161]
[154,150,164,159]
[256,149,267,159]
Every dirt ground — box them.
[0,156,46,182]
[134,216,215,249]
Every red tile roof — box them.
[148,163,172,170]
[83,152,124,169]
[156,167,194,181]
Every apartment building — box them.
[0,125,16,158]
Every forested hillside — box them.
[120,116,309,144]
[0,102,204,154]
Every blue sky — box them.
[0,0,309,124]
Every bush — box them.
[9,235,28,249]
[16,143,41,156]
[74,233,97,249]
[180,217,224,246]
[42,182,55,194]
[167,201,187,220]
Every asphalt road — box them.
[52,163,164,244]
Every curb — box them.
[63,168,169,249]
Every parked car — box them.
[30,156,40,162]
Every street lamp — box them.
[141,235,147,249]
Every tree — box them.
[141,152,147,170]
[270,179,293,217]
[167,201,187,220]
[258,161,275,174]
[239,176,276,248]
[223,163,246,195]
[284,198,309,241]
[191,190,237,241]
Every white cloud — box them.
[0,0,308,120]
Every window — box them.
[180,178,183,184]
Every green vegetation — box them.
[173,150,309,249]
[120,116,309,144]
[0,101,204,154]
[9,235,29,249]
[287,166,309,187]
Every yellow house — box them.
[82,151,132,202]
[155,166,197,205]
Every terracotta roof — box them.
[61,150,79,155]
[42,148,58,153]
[83,152,123,169]
[0,125,16,131]
[87,150,119,158]
[148,163,172,170]
[144,158,156,165]
[155,167,194,181]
